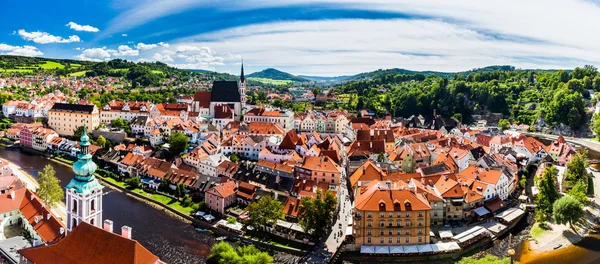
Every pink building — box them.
[205,180,237,214]
[20,125,34,148]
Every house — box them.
[205,180,237,214]
[48,103,100,136]
[216,160,239,178]
[353,180,431,247]
[295,155,343,185]
[100,100,152,124]
[244,107,294,131]
[31,127,58,152]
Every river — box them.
[0,146,213,264]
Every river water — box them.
[0,147,213,264]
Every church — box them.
[191,61,247,121]
[18,126,162,264]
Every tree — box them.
[246,196,284,230]
[175,183,186,198]
[158,178,169,192]
[298,190,338,237]
[96,135,107,148]
[553,195,584,229]
[592,113,600,139]
[168,132,189,155]
[564,150,588,183]
[457,254,512,264]
[230,154,240,163]
[376,153,386,162]
[209,241,273,264]
[535,165,560,221]
[126,177,140,189]
[73,126,85,139]
[568,180,588,205]
[498,119,510,131]
[37,165,64,207]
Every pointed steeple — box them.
[240,59,245,83]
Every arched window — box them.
[72,200,78,213]
[90,199,96,213]
[72,218,77,228]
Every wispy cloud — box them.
[136,42,169,51]
[0,43,43,57]
[75,47,112,61]
[66,22,100,32]
[18,30,80,44]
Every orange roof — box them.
[210,180,237,198]
[19,222,160,264]
[457,165,503,185]
[299,155,341,174]
[248,122,284,135]
[434,175,464,198]
[349,160,386,187]
[355,180,431,211]
[282,196,301,217]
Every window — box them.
[396,220,401,226]
[388,213,393,218]
[406,237,409,243]
[418,237,423,243]
[380,238,384,243]
[418,212,423,217]
[367,229,372,235]
[367,213,372,218]
[405,220,410,226]
[405,229,410,235]
[380,213,385,218]
[368,237,372,243]
[388,238,393,243]
[418,220,423,226]
[388,221,393,227]
[418,228,423,235]
[388,230,392,235]
[367,221,372,227]
[406,212,410,217]
[380,221,385,227]
[396,229,401,235]
[380,230,384,235]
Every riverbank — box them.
[525,168,600,254]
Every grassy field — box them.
[69,70,88,77]
[38,61,65,69]
[248,77,292,85]
[69,63,81,68]
[151,70,164,75]
[0,68,33,73]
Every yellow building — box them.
[353,180,431,247]
[48,103,100,136]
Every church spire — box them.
[240,59,245,83]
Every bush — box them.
[227,217,237,224]
[181,196,192,207]
[125,177,140,189]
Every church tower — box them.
[239,60,247,110]
[65,124,104,234]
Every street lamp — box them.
[507,248,515,264]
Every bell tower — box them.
[239,59,247,110]
[65,124,104,234]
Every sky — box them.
[2,0,600,76]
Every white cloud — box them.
[152,53,174,62]
[112,45,139,56]
[18,30,80,44]
[122,33,128,37]
[66,22,100,32]
[75,47,112,61]
[136,42,169,51]
[0,43,43,57]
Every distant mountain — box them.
[247,68,309,82]
[186,69,213,73]
[298,75,353,82]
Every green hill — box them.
[247,68,309,82]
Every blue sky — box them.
[2,0,600,76]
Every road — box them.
[9,163,67,223]
[303,149,353,263]
[524,132,600,153]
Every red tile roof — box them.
[19,222,160,264]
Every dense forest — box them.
[331,65,600,130]
[247,68,310,82]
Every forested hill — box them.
[247,68,310,82]
[331,65,599,131]
[0,55,238,87]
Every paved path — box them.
[524,132,600,153]
[303,158,352,263]
[9,163,67,224]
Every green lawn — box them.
[69,70,88,77]
[248,77,292,85]
[69,63,82,68]
[38,61,65,69]
[530,223,549,240]
[151,70,164,75]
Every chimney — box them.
[104,219,114,233]
[60,227,65,235]
[10,190,14,199]
[121,225,132,239]
[47,213,51,220]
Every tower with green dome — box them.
[65,124,104,234]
